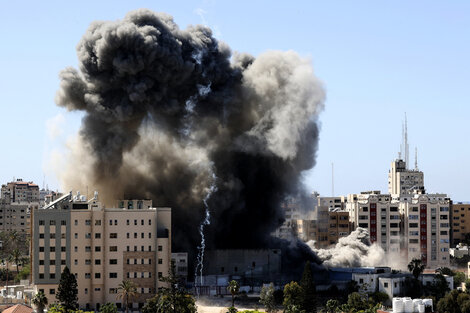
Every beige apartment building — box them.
[346,191,451,268]
[31,192,171,311]
[1,179,39,203]
[451,203,470,245]
[388,159,425,195]
[293,196,351,248]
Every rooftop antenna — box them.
[415,147,418,171]
[331,162,334,197]
[404,113,409,169]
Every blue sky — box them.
[0,1,469,200]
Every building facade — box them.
[388,159,425,195]
[346,191,451,268]
[1,179,39,203]
[451,203,470,246]
[31,192,171,311]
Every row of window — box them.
[39,245,163,253]
[39,220,67,226]
[80,219,153,226]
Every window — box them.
[109,273,118,278]
[134,233,137,239]
[50,220,56,226]
[74,233,78,239]
[85,220,91,226]
[384,283,388,288]
[110,233,118,239]
[149,219,152,225]
[109,288,117,294]
[127,219,130,225]
[39,233,44,239]
[39,273,44,279]
[85,259,91,265]
[141,233,144,239]
[50,247,55,252]
[74,220,78,226]
[84,288,88,294]
[61,220,66,226]
[50,273,56,279]
[127,233,130,239]
[141,246,144,252]
[39,260,44,265]
[134,220,137,225]
[95,246,101,252]
[49,289,55,295]
[39,220,45,225]
[158,258,163,264]
[95,273,101,279]
[149,232,152,238]
[95,220,101,226]
[85,246,91,252]
[95,259,101,265]
[115,220,118,225]
[61,247,66,252]
[85,233,91,239]
[110,259,118,265]
[74,247,78,252]
[95,233,101,239]
[110,246,118,252]
[85,273,91,279]
[158,245,162,251]
[158,272,162,278]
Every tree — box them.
[283,281,304,313]
[99,303,117,313]
[347,292,368,312]
[227,280,240,308]
[9,248,24,276]
[56,266,78,313]
[260,283,276,313]
[300,261,316,313]
[455,272,467,287]
[142,261,196,313]
[425,274,450,301]
[325,299,340,313]
[437,290,465,313]
[32,290,48,313]
[408,258,425,280]
[436,267,454,276]
[117,280,137,313]
[369,291,389,305]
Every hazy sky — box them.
[1,1,469,200]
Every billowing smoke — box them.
[308,228,385,268]
[308,228,407,269]
[55,9,325,255]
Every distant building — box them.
[450,203,470,245]
[388,159,425,195]
[0,179,40,235]
[171,252,188,285]
[1,179,39,203]
[294,195,351,248]
[31,191,172,311]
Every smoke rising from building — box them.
[309,228,408,270]
[55,9,325,253]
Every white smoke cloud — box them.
[308,227,408,270]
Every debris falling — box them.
[55,9,325,256]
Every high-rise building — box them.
[346,191,450,268]
[31,192,171,311]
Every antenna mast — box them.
[415,147,418,171]
[331,162,334,197]
[404,113,409,169]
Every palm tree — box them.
[117,280,137,313]
[9,248,23,276]
[32,290,48,313]
[227,280,240,308]
[408,258,425,280]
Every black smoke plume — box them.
[55,9,325,258]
